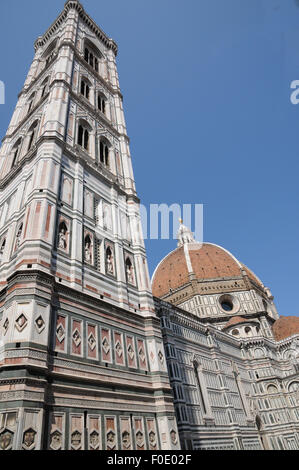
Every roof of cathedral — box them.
[222,316,259,330]
[152,223,265,298]
[272,316,299,341]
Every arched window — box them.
[288,382,299,393]
[0,238,6,259]
[27,93,35,114]
[99,139,109,167]
[27,121,39,152]
[98,94,106,114]
[41,77,49,98]
[15,223,23,251]
[43,39,58,66]
[89,52,94,68]
[80,79,90,100]
[84,43,101,73]
[267,384,278,394]
[11,138,22,168]
[78,122,90,152]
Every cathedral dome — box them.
[272,316,299,341]
[152,240,264,299]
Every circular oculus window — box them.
[218,294,240,314]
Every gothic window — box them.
[84,45,101,73]
[46,51,55,66]
[288,382,299,393]
[0,237,6,261]
[77,121,90,152]
[41,77,49,98]
[27,93,35,114]
[99,139,109,167]
[80,79,90,100]
[44,39,58,66]
[27,121,39,152]
[14,223,23,252]
[267,384,278,394]
[11,138,22,168]
[98,94,106,114]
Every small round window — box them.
[219,294,238,313]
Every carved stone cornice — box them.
[34,1,118,55]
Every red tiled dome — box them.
[152,242,264,298]
[272,316,299,341]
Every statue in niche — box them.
[15,224,23,250]
[126,258,134,284]
[106,247,114,275]
[84,236,92,263]
[0,239,6,258]
[58,222,67,250]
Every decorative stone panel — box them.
[114,332,124,366]
[105,416,117,450]
[120,417,131,450]
[137,339,148,371]
[126,336,137,369]
[101,328,112,363]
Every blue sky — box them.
[0,0,299,316]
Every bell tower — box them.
[0,0,178,450]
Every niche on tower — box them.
[124,252,136,287]
[104,241,116,278]
[83,230,94,266]
[57,216,71,255]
